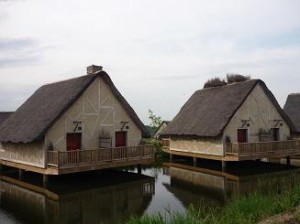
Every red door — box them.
[237,129,248,143]
[115,131,127,147]
[67,133,82,151]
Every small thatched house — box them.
[161,79,300,163]
[0,65,153,176]
[154,121,170,139]
[284,93,300,138]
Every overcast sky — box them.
[0,0,300,124]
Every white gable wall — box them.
[223,84,291,143]
[45,76,142,151]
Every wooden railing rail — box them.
[47,145,154,167]
[226,140,300,155]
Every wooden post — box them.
[19,169,24,180]
[222,161,227,172]
[43,174,48,183]
[77,149,79,167]
[286,156,291,166]
[57,151,59,168]
[193,157,197,166]
[137,164,142,174]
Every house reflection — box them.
[0,170,154,224]
[163,161,300,207]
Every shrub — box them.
[226,74,250,84]
[203,77,226,88]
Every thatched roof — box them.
[0,112,13,126]
[161,79,294,138]
[284,93,300,133]
[0,71,149,143]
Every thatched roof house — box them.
[0,65,153,175]
[161,79,297,161]
[161,79,293,138]
[284,93,300,136]
[0,69,148,143]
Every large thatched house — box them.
[0,65,153,177]
[161,79,300,163]
[284,93,300,139]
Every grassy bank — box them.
[127,183,300,224]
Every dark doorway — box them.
[115,131,127,147]
[67,133,82,151]
[271,128,280,141]
[237,129,248,143]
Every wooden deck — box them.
[162,139,300,161]
[1,145,154,175]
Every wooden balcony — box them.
[226,140,300,160]
[46,145,154,175]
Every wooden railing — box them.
[226,140,300,155]
[47,145,154,168]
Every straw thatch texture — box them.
[0,112,13,126]
[284,93,300,133]
[161,79,293,137]
[0,71,148,143]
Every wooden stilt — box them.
[137,164,142,174]
[193,157,197,166]
[169,153,173,162]
[222,161,227,172]
[18,169,24,180]
[286,156,291,166]
[43,174,48,187]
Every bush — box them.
[226,74,250,84]
[203,77,226,88]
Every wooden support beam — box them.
[18,169,24,180]
[43,174,49,187]
[286,156,291,166]
[193,157,197,166]
[137,164,142,174]
[222,161,227,172]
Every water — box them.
[1,159,300,224]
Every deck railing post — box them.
[57,151,60,168]
[77,149,79,167]
[111,148,114,161]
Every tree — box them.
[148,109,162,128]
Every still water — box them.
[1,159,300,224]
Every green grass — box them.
[126,184,300,224]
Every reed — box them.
[127,184,300,224]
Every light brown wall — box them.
[169,137,223,156]
[45,76,142,151]
[0,141,45,168]
[223,84,291,143]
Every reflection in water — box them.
[0,170,154,224]
[164,161,300,208]
[1,160,300,223]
